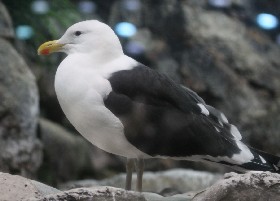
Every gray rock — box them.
[0,171,192,201]
[1,171,278,201]
[29,186,192,201]
[178,0,280,154]
[0,2,14,38]
[243,108,280,155]
[39,118,123,184]
[60,169,222,193]
[156,57,181,83]
[38,118,94,183]
[0,172,61,201]
[180,2,280,123]
[0,20,42,176]
[192,171,280,201]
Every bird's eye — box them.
[74,31,82,36]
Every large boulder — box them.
[30,186,192,201]
[0,172,61,201]
[0,2,42,177]
[0,1,13,38]
[35,172,280,201]
[38,118,94,184]
[192,171,280,201]
[1,171,278,201]
[177,2,280,151]
[0,171,193,201]
[38,118,124,185]
[60,169,222,194]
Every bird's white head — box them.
[38,20,123,58]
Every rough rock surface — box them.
[30,186,193,201]
[60,169,222,194]
[38,118,126,185]
[192,171,280,201]
[177,2,280,152]
[0,2,42,177]
[38,118,94,184]
[0,171,193,201]
[0,172,61,201]
[0,2,14,38]
[1,171,279,201]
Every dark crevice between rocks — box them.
[248,79,276,99]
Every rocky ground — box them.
[0,170,279,201]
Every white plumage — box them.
[54,42,148,158]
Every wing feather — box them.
[104,64,245,158]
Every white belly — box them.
[54,55,149,159]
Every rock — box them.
[0,171,193,201]
[0,172,61,201]
[192,171,280,201]
[1,171,278,201]
[60,169,222,194]
[178,0,280,155]
[243,108,280,154]
[29,186,192,201]
[38,118,124,185]
[38,118,94,184]
[0,3,42,177]
[0,2,14,38]
[179,1,280,125]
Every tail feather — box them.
[248,147,280,173]
[209,147,280,173]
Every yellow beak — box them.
[37,40,64,55]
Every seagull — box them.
[38,20,280,192]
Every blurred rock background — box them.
[0,1,41,178]
[0,0,279,190]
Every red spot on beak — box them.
[41,48,50,55]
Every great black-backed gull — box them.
[38,20,280,192]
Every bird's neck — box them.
[79,38,124,65]
[90,47,124,64]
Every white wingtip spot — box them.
[273,164,279,171]
[197,103,209,116]
[230,125,242,141]
[220,113,228,123]
[259,155,266,163]
[231,141,254,164]
[214,126,220,132]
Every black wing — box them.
[104,64,240,157]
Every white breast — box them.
[54,54,149,159]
